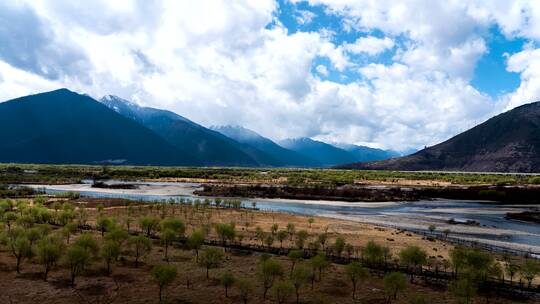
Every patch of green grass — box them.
[0,163,535,187]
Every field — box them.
[1,163,539,186]
[0,194,539,304]
[1,164,539,303]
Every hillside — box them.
[101,96,268,167]
[0,89,198,165]
[340,102,540,172]
[211,126,318,167]
[280,138,357,167]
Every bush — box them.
[291,264,312,303]
[345,262,368,299]
[55,192,80,199]
[100,241,120,275]
[260,258,284,299]
[198,247,224,279]
[528,176,540,184]
[271,280,294,304]
[236,278,253,304]
[384,272,407,302]
[36,237,63,280]
[74,233,98,255]
[220,271,235,297]
[399,246,427,281]
[139,216,160,237]
[129,235,152,267]
[151,264,177,302]
[449,277,476,304]
[66,245,91,287]
[188,230,204,261]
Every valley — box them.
[1,176,539,304]
[3,2,540,303]
[0,89,399,168]
[26,179,540,255]
[1,165,540,304]
[1,91,540,304]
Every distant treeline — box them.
[0,184,35,198]
[1,163,539,187]
[195,184,422,202]
[197,184,540,204]
[506,211,540,224]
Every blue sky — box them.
[274,0,396,85]
[274,0,526,98]
[1,1,540,150]
[470,27,525,97]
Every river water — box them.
[27,180,540,254]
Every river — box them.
[27,180,540,255]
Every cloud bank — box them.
[1,0,540,151]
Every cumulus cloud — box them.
[316,65,329,76]
[345,36,394,56]
[296,9,316,25]
[0,1,90,82]
[502,45,540,110]
[1,0,540,151]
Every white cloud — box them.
[502,45,540,110]
[0,61,60,101]
[1,0,540,151]
[345,36,394,56]
[316,65,329,76]
[0,1,91,82]
[296,9,316,25]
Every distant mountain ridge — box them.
[0,88,414,168]
[333,143,401,162]
[211,126,318,167]
[212,126,400,167]
[100,96,274,167]
[279,138,358,167]
[340,101,540,172]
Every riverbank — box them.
[64,197,540,284]
[27,182,199,197]
[506,211,540,224]
[4,163,540,187]
[28,182,540,255]
[195,183,540,204]
[75,197,453,260]
[3,198,539,304]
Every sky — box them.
[1,1,540,152]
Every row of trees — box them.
[150,247,410,304]
[1,197,539,303]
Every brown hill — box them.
[340,101,540,173]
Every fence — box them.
[392,226,540,258]
[199,238,540,299]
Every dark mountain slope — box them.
[211,126,318,167]
[340,102,540,172]
[279,138,357,167]
[0,89,198,165]
[101,96,278,167]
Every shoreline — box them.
[26,183,200,197]
[323,213,540,255]
[195,183,540,204]
[26,182,540,256]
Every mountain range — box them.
[0,89,398,167]
[341,101,540,173]
[101,95,265,167]
[3,88,540,172]
[0,89,196,165]
[210,126,318,167]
